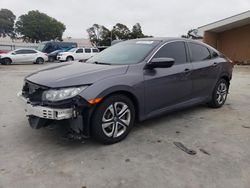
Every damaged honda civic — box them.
[18,38,233,144]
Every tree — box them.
[87,24,111,46]
[130,23,145,39]
[15,10,66,43]
[0,9,16,38]
[112,23,131,40]
[181,29,202,39]
[87,23,152,46]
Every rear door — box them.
[24,49,38,62]
[144,41,193,115]
[188,42,221,99]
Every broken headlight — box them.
[42,86,88,102]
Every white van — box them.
[57,47,99,62]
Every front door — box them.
[11,49,27,63]
[74,48,84,60]
[144,41,193,115]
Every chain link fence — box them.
[0,44,38,51]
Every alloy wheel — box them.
[216,82,228,105]
[102,102,131,138]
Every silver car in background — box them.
[0,48,48,65]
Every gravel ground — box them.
[0,64,250,188]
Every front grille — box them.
[22,81,48,103]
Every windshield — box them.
[37,43,46,52]
[86,40,159,65]
[68,48,77,52]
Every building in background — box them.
[197,10,250,63]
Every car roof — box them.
[14,48,38,51]
[131,37,215,50]
[132,37,201,43]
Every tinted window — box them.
[15,50,27,54]
[76,49,83,53]
[86,40,159,65]
[85,48,91,53]
[92,49,99,53]
[25,49,37,54]
[209,49,219,59]
[154,42,187,64]
[189,43,211,62]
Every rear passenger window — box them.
[154,42,187,64]
[92,49,99,53]
[85,48,91,53]
[25,50,37,54]
[209,49,219,59]
[189,43,211,62]
[76,49,83,53]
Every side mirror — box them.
[146,57,175,69]
[11,52,16,55]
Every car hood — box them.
[25,62,129,88]
[59,52,71,55]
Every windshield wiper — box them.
[93,61,111,65]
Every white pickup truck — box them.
[57,47,99,62]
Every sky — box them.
[1,0,250,39]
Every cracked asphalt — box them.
[0,64,250,188]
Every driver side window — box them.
[76,49,83,53]
[154,42,187,64]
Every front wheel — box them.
[91,95,135,144]
[48,56,54,62]
[208,79,228,108]
[66,56,74,62]
[2,58,12,65]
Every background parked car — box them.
[57,47,99,62]
[0,48,48,65]
[0,50,10,54]
[47,48,73,62]
[37,41,77,54]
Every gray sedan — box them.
[19,38,233,144]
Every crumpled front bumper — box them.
[17,92,74,120]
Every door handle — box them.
[184,68,190,73]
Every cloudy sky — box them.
[1,0,250,38]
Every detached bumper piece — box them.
[18,87,93,138]
[18,92,74,120]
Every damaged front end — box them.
[18,81,94,139]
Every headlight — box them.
[42,86,88,101]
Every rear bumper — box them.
[17,92,74,120]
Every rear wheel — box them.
[208,79,228,108]
[36,57,44,64]
[91,95,135,144]
[2,58,12,65]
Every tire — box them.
[91,94,135,144]
[48,56,54,62]
[36,57,44,64]
[2,58,12,65]
[208,79,228,108]
[66,56,74,62]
